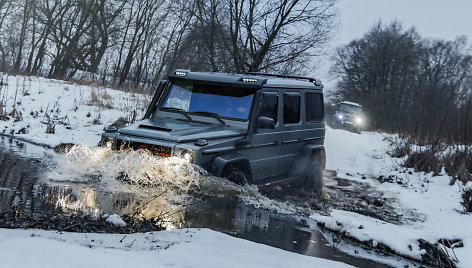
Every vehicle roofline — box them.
[168,69,323,90]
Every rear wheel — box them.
[304,151,324,195]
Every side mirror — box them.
[256,116,275,129]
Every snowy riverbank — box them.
[319,127,471,267]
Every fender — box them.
[290,144,326,176]
[212,153,251,177]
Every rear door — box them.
[304,91,325,145]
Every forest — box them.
[0,0,336,88]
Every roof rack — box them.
[246,72,321,85]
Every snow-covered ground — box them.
[1,73,471,267]
[0,73,149,147]
[0,228,351,268]
[319,127,471,266]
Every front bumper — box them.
[100,133,198,162]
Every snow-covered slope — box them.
[322,127,471,267]
[0,73,149,147]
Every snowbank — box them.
[104,214,127,227]
[0,228,352,268]
[319,127,472,267]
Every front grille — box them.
[117,139,172,157]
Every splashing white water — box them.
[44,145,301,215]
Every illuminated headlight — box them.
[181,150,195,162]
[356,117,362,124]
[337,114,343,120]
[105,138,114,148]
[175,148,195,162]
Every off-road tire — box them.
[224,166,248,185]
[305,152,324,195]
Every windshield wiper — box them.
[161,107,192,121]
[189,111,226,125]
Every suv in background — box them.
[333,101,363,134]
[101,70,326,193]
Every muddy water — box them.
[0,137,397,268]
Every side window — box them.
[306,93,324,122]
[284,93,300,124]
[259,92,278,123]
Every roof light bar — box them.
[175,71,187,77]
[241,78,258,82]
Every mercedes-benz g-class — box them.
[101,70,326,193]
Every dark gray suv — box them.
[101,70,326,193]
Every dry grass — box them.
[444,150,472,185]
[403,151,442,175]
[88,87,113,109]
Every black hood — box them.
[117,118,246,142]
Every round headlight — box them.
[356,117,362,123]
[337,114,343,120]
[105,138,114,148]
[181,150,194,162]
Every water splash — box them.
[44,145,300,215]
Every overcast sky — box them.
[320,0,472,94]
[334,0,472,46]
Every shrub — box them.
[444,150,472,185]
[461,188,472,213]
[388,138,412,158]
[403,151,442,174]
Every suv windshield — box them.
[160,82,255,120]
[340,104,362,115]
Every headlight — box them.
[174,148,195,162]
[182,150,194,162]
[105,138,114,148]
[356,117,362,124]
[337,114,343,120]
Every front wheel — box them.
[223,166,248,185]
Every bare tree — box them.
[332,21,472,143]
[114,0,168,85]
[224,0,337,73]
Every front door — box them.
[279,91,305,175]
[249,91,281,181]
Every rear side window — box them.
[306,93,324,122]
[259,92,278,123]
[284,93,300,124]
